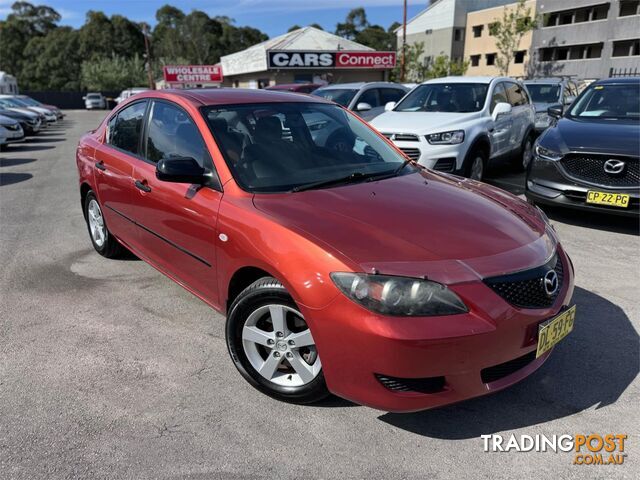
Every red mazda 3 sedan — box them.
[76,89,575,412]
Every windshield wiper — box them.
[292,172,373,192]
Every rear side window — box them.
[145,101,209,168]
[491,83,509,112]
[505,82,527,107]
[107,101,147,155]
[380,88,406,104]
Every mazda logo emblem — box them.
[604,159,625,175]
[543,270,559,297]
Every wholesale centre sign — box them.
[267,51,396,69]
[163,65,223,83]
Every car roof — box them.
[146,88,332,106]
[524,78,566,84]
[594,77,640,85]
[316,82,406,90]
[419,76,512,85]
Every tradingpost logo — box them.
[481,434,628,465]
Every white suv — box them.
[370,76,535,181]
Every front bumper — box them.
[303,248,575,412]
[526,156,640,217]
[390,138,465,173]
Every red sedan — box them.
[76,88,575,412]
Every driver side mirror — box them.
[492,102,512,121]
[156,156,207,184]
[356,102,372,112]
[384,101,396,111]
[547,104,563,119]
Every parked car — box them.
[14,94,64,119]
[0,106,41,135]
[524,78,581,134]
[0,96,48,125]
[83,92,106,110]
[0,94,56,123]
[76,89,575,412]
[526,77,639,217]
[265,83,322,94]
[312,82,409,121]
[115,87,149,104]
[0,114,25,150]
[371,76,536,180]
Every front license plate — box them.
[586,190,630,208]
[536,306,576,358]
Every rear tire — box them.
[83,191,124,258]
[226,277,330,405]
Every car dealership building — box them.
[220,26,396,88]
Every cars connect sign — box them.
[163,65,223,83]
[267,51,396,69]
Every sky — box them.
[0,1,428,37]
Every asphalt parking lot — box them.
[0,110,638,479]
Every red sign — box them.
[163,65,223,83]
[335,51,396,69]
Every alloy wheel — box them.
[242,304,321,387]
[470,156,484,181]
[522,138,533,169]
[87,199,106,247]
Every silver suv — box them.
[370,76,536,181]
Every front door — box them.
[130,100,222,307]
[489,82,512,157]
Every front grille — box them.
[433,157,456,172]
[381,132,419,141]
[561,154,640,188]
[481,351,536,384]
[399,147,421,161]
[484,254,564,309]
[375,374,446,394]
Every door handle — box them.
[134,180,151,193]
[95,161,106,171]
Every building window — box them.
[539,43,604,61]
[454,28,464,42]
[486,53,496,66]
[543,3,610,27]
[472,25,483,37]
[423,55,433,66]
[612,39,640,56]
[470,55,480,67]
[620,0,640,16]
[425,29,433,35]
[514,50,526,64]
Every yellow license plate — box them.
[536,306,576,358]
[586,190,630,208]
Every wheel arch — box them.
[80,182,93,218]
[226,266,278,313]
[460,134,491,174]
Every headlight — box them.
[534,144,563,161]
[330,272,468,316]
[426,130,464,145]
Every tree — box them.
[288,24,302,32]
[309,23,323,30]
[488,0,537,75]
[335,8,396,51]
[335,7,367,40]
[392,42,428,82]
[426,55,469,79]
[81,54,147,91]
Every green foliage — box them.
[335,8,396,51]
[288,25,302,32]
[425,55,469,79]
[80,54,148,91]
[488,0,537,75]
[393,45,468,83]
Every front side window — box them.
[203,102,413,193]
[107,101,147,155]
[395,83,489,113]
[312,88,358,107]
[491,83,509,112]
[505,82,527,106]
[568,83,640,119]
[380,88,406,104]
[145,101,208,167]
[356,89,380,107]
[525,84,561,103]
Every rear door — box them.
[130,99,222,306]
[94,100,147,244]
[489,82,512,157]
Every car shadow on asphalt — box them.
[545,206,639,236]
[24,137,65,143]
[377,286,639,438]
[0,157,37,167]
[0,172,33,186]
[5,144,54,152]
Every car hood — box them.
[253,171,554,284]
[6,108,38,119]
[542,117,640,156]
[0,114,19,127]
[370,111,480,134]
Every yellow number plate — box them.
[586,190,630,208]
[536,306,576,358]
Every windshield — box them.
[525,84,561,104]
[0,98,23,108]
[312,88,358,107]
[203,102,415,193]
[17,97,39,106]
[568,83,640,120]
[394,83,488,113]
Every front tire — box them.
[464,148,487,181]
[518,134,534,171]
[83,191,124,258]
[226,277,330,404]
